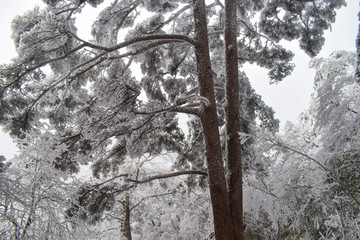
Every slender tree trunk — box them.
[122,194,132,240]
[192,0,234,239]
[224,0,244,239]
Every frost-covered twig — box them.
[269,139,360,207]
[2,44,87,92]
[150,5,192,33]
[248,183,279,199]
[130,190,179,211]
[238,132,252,144]
[95,174,129,188]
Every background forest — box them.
[0,0,359,239]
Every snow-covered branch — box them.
[134,94,212,117]
[72,33,196,52]
[175,95,210,108]
[171,103,202,116]
[268,139,360,207]
[2,43,87,92]
[248,183,279,199]
[152,5,192,32]
[130,190,178,211]
[127,170,208,184]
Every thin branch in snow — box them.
[71,32,196,52]
[238,132,252,144]
[130,190,179,211]
[268,139,360,207]
[127,170,208,184]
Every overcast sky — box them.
[247,0,359,126]
[0,0,359,159]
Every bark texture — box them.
[122,194,132,240]
[192,0,234,239]
[224,0,244,239]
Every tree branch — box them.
[171,104,202,116]
[72,33,196,52]
[107,40,185,60]
[127,170,208,184]
[248,183,279,199]
[80,170,207,201]
[130,190,178,211]
[134,95,202,114]
[270,140,360,207]
[134,95,208,116]
[21,51,108,129]
[2,44,87,92]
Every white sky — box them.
[0,0,359,159]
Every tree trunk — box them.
[224,0,244,239]
[192,0,234,239]
[122,194,132,240]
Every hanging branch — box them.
[268,139,360,207]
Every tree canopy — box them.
[0,0,349,239]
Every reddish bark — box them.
[192,0,234,239]
[224,0,245,239]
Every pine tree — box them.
[0,0,344,238]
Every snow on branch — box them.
[175,95,210,108]
[21,52,108,121]
[130,190,178,211]
[2,44,87,92]
[156,5,192,30]
[107,40,183,60]
[127,170,208,184]
[82,170,207,198]
[71,33,196,52]
[238,132,252,144]
[134,95,211,116]
[266,138,360,207]
[171,103,202,116]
